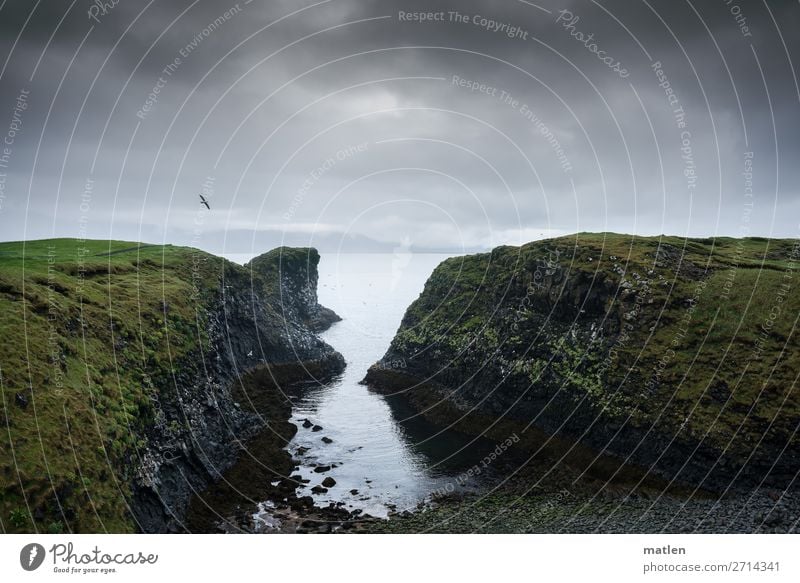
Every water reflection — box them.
[283,254,498,517]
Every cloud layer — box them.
[0,0,798,252]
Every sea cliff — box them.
[365,234,800,492]
[0,240,343,533]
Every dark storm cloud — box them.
[0,0,798,252]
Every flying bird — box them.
[199,194,211,210]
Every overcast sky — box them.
[0,0,798,254]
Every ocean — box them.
[284,253,498,517]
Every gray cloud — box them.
[0,0,798,253]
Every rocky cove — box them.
[0,241,345,533]
[362,234,800,533]
[185,234,800,533]
[186,252,507,533]
[131,246,349,533]
[2,234,799,534]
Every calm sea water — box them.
[283,253,499,517]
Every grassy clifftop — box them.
[0,239,342,533]
[0,240,211,532]
[367,233,800,490]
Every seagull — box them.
[199,194,211,210]
[247,350,253,357]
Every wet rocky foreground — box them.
[188,393,800,534]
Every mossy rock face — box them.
[246,247,341,332]
[0,239,343,533]
[365,233,800,491]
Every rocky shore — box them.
[359,425,799,534]
[363,234,800,531]
[133,247,346,533]
[0,241,344,533]
[183,365,365,534]
[4,234,798,534]
[362,484,800,534]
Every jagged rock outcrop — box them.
[365,234,800,492]
[131,247,344,532]
[247,247,342,333]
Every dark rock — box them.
[302,419,313,429]
[311,485,328,494]
[311,425,323,432]
[321,436,333,444]
[349,489,359,495]
[321,477,336,488]
[311,306,342,333]
[253,248,342,334]
[289,495,315,511]
[362,235,800,493]
[761,509,785,527]
[313,465,331,473]
[130,246,346,533]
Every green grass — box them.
[389,232,800,459]
[0,239,231,533]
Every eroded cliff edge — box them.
[132,246,344,532]
[0,241,343,533]
[364,234,800,492]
